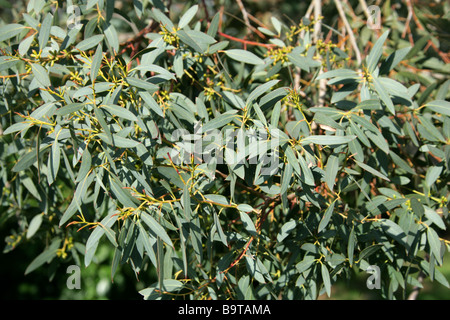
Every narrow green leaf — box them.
[366,130,389,154]
[3,122,31,135]
[347,225,356,267]
[109,175,139,208]
[55,103,85,116]
[423,206,446,230]
[380,46,411,73]
[97,133,139,148]
[277,219,297,242]
[178,5,198,29]
[202,110,238,132]
[224,49,264,65]
[74,171,95,211]
[25,239,61,275]
[379,219,409,249]
[348,124,370,149]
[324,155,339,191]
[140,91,164,117]
[13,145,50,172]
[0,24,26,42]
[213,211,227,246]
[367,30,389,73]
[85,212,118,266]
[137,221,157,266]
[76,148,91,183]
[176,29,204,52]
[100,224,118,247]
[427,227,442,265]
[321,263,331,297]
[296,256,316,274]
[239,211,258,236]
[237,204,253,213]
[355,160,390,181]
[424,100,450,116]
[75,34,104,51]
[102,104,138,122]
[245,255,266,284]
[280,162,293,195]
[302,135,356,145]
[316,68,359,80]
[161,279,183,293]
[26,214,43,239]
[31,63,51,87]
[358,244,383,262]
[246,80,280,105]
[318,200,336,233]
[91,44,103,83]
[372,76,395,115]
[207,12,220,37]
[425,166,443,187]
[127,77,159,91]
[103,23,119,52]
[19,34,35,56]
[283,145,301,178]
[59,198,77,227]
[38,13,53,49]
[140,211,174,248]
[48,138,60,185]
[298,152,314,186]
[93,105,112,144]
[151,8,174,30]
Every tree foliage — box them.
[0,0,449,300]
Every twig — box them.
[313,0,327,108]
[358,0,370,20]
[236,0,252,36]
[201,0,210,21]
[407,271,425,300]
[223,8,266,39]
[405,0,450,63]
[217,31,275,49]
[402,0,413,43]
[246,12,269,30]
[333,0,362,65]
[313,0,322,42]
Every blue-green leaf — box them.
[140,211,174,248]
[0,24,26,42]
[366,30,389,73]
[31,63,51,87]
[224,49,264,65]
[178,5,198,29]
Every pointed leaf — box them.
[178,5,198,28]
[367,30,389,73]
[31,63,51,87]
[318,200,336,233]
[140,211,174,248]
[224,49,264,65]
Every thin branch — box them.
[404,0,450,63]
[358,0,370,20]
[217,31,275,49]
[201,0,210,21]
[313,0,322,42]
[313,0,327,108]
[407,271,425,300]
[333,0,362,65]
[236,0,252,36]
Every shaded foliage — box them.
[0,0,449,300]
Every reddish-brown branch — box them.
[217,31,275,49]
[405,0,450,64]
